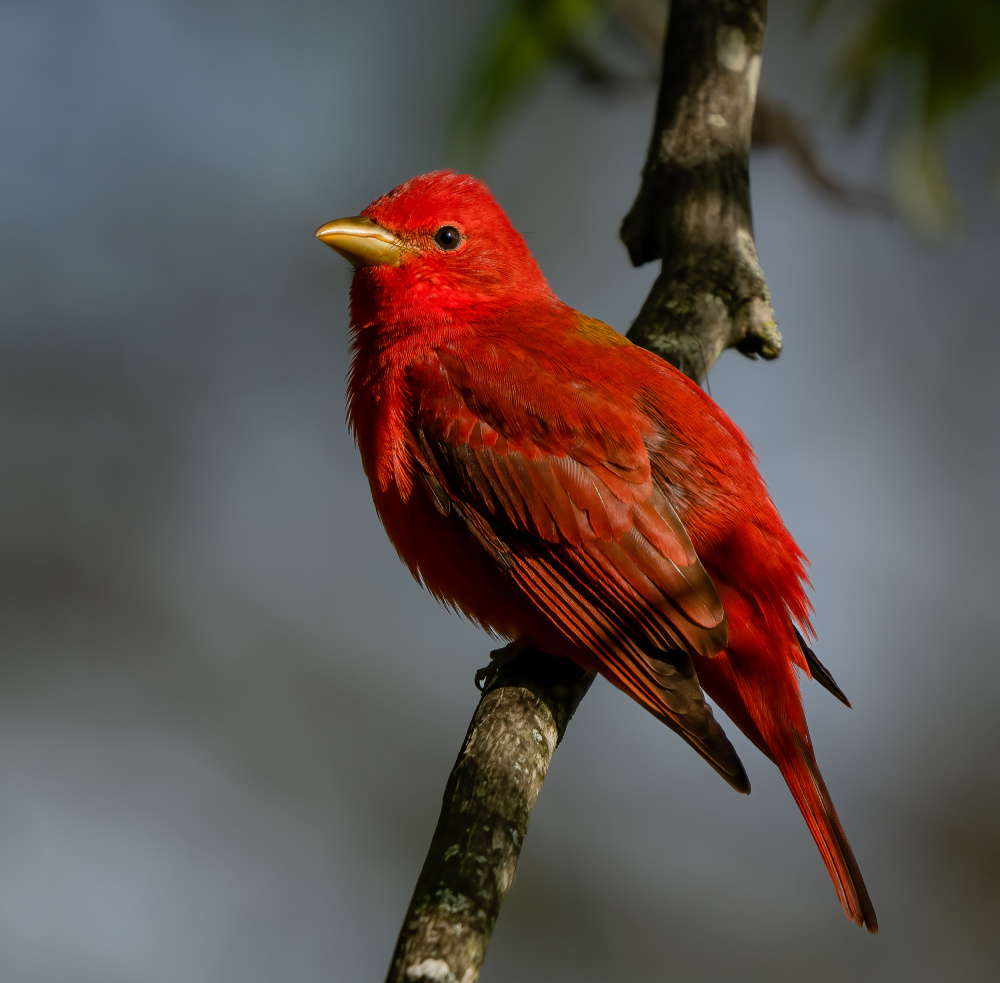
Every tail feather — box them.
[599,646,752,793]
[780,737,878,932]
[692,637,878,932]
[795,628,852,708]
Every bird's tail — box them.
[775,735,878,932]
[693,635,878,932]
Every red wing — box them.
[413,419,728,660]
[410,396,748,791]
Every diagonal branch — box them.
[385,3,776,981]
[385,648,593,983]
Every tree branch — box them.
[385,648,593,983]
[385,3,775,980]
[622,0,777,381]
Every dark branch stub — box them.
[622,0,779,382]
[385,3,776,981]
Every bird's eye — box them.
[433,226,462,251]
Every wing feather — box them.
[408,374,748,789]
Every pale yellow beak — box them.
[314,215,405,268]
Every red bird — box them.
[316,171,877,931]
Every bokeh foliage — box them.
[451,0,649,151]
[457,0,1000,235]
[828,0,1000,234]
[830,0,1000,129]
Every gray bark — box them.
[385,3,775,981]
[622,0,778,382]
[385,649,593,983]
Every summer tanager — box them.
[316,171,876,931]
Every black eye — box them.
[433,225,462,251]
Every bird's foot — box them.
[474,642,526,692]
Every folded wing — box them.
[409,365,748,791]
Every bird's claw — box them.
[474,642,524,691]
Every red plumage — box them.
[322,171,876,931]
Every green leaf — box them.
[452,0,606,153]
[834,0,1000,128]
[823,0,1000,234]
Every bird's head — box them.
[315,172,552,313]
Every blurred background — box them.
[2,1,999,980]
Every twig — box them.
[751,97,892,215]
